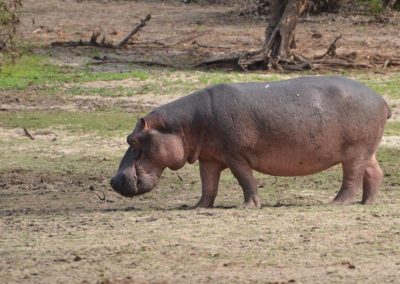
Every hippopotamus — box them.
[110,76,390,208]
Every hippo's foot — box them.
[360,199,376,205]
[329,199,353,205]
[331,158,367,205]
[330,193,358,205]
[241,195,261,209]
[190,199,214,209]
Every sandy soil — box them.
[1,134,400,283]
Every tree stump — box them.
[240,0,309,70]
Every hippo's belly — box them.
[243,135,346,176]
[251,153,341,176]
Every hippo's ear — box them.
[139,118,149,130]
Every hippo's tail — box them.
[384,100,392,119]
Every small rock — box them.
[73,255,82,262]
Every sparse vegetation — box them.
[0,0,22,68]
[0,109,141,135]
[358,0,385,13]
[0,54,149,90]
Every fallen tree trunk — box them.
[115,14,151,48]
[51,14,151,49]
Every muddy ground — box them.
[1,0,400,283]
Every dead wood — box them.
[116,14,151,48]
[51,32,115,48]
[314,34,342,59]
[91,56,180,68]
[51,14,151,49]
[238,0,309,71]
[88,31,399,72]
[374,57,400,68]
[130,32,208,49]
[385,59,400,67]
[195,54,242,68]
[92,51,400,71]
[313,58,372,69]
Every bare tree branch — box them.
[116,14,152,48]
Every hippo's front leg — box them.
[193,160,225,208]
[227,157,261,209]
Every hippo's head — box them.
[110,117,186,197]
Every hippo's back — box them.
[207,76,386,117]
[205,76,388,135]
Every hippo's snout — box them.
[110,171,138,197]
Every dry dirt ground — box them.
[1,1,400,283]
[1,125,400,283]
[20,0,400,66]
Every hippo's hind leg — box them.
[193,160,225,209]
[332,157,367,205]
[362,154,383,205]
[226,158,261,209]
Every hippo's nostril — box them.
[111,172,138,196]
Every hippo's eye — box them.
[127,135,137,147]
[129,137,141,150]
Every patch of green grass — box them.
[376,147,400,189]
[0,54,148,90]
[363,78,400,100]
[384,121,400,136]
[377,147,400,163]
[0,149,119,174]
[60,70,288,98]
[0,109,144,136]
[58,69,289,98]
[198,71,285,86]
[64,86,142,97]
[357,0,384,13]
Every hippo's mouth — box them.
[110,174,153,197]
[110,173,138,197]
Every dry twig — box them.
[314,34,342,60]
[23,127,34,140]
[89,185,106,201]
